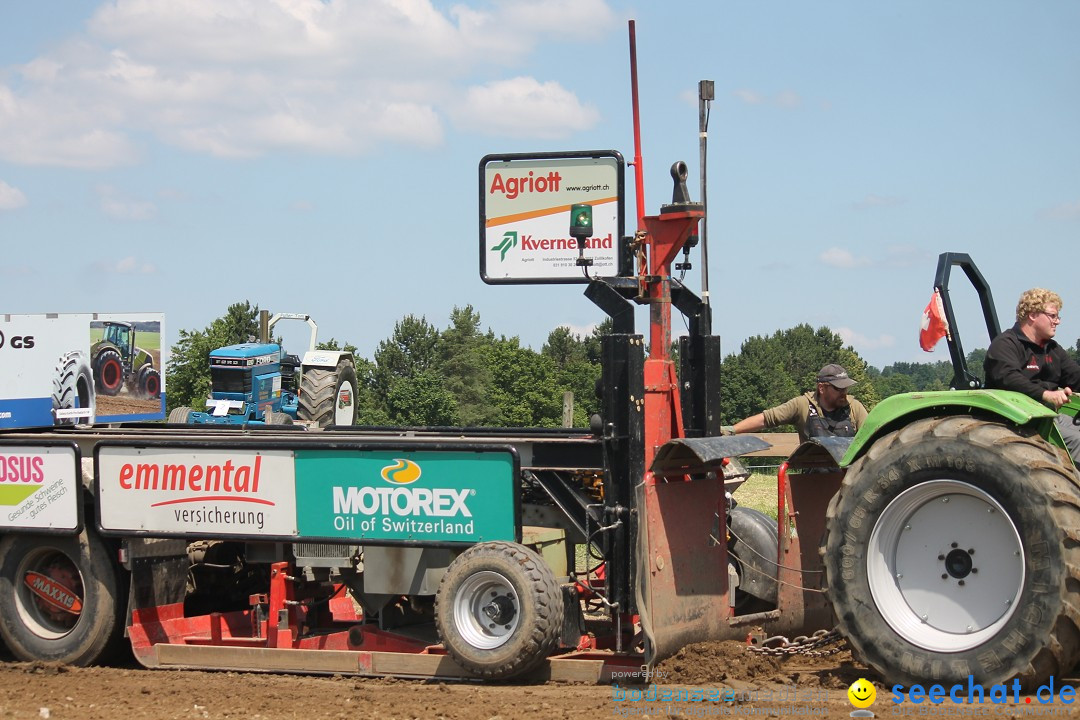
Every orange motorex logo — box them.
[381,459,422,485]
[25,572,82,616]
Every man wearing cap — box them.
[725,363,869,444]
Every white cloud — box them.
[0,0,614,167]
[450,77,600,139]
[0,180,27,210]
[97,185,157,221]
[91,256,158,274]
[853,193,904,210]
[1044,200,1080,221]
[837,327,896,351]
[820,247,871,269]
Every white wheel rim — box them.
[867,479,1024,652]
[452,570,520,650]
[334,381,354,426]
[15,547,83,640]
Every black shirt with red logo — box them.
[984,324,1080,401]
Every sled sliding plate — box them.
[144,644,635,683]
[650,435,771,491]
[786,436,853,470]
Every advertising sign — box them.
[0,444,80,532]
[96,447,297,537]
[295,449,517,544]
[480,151,625,284]
[0,312,167,429]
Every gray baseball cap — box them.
[817,364,857,389]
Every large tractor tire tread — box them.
[51,352,95,426]
[435,541,564,680]
[298,360,358,427]
[823,416,1080,689]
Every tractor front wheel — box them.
[136,365,161,400]
[823,416,1080,688]
[167,407,193,424]
[435,541,563,679]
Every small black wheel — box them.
[93,349,124,396]
[264,410,294,426]
[729,506,778,613]
[167,406,193,424]
[435,541,563,679]
[0,527,126,665]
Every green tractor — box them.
[823,252,1080,689]
[91,320,161,399]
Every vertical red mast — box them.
[628,20,646,232]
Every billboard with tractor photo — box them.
[0,312,166,430]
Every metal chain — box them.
[746,628,847,657]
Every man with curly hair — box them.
[984,288,1080,457]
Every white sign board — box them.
[480,151,625,284]
[0,312,166,429]
[96,447,297,537]
[0,445,80,532]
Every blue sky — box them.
[2,1,1078,371]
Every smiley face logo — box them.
[848,678,876,709]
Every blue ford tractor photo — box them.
[167,312,358,428]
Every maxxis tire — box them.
[93,349,124,396]
[0,527,127,665]
[435,541,564,680]
[51,352,95,426]
[136,365,161,400]
[729,506,779,612]
[298,361,358,427]
[168,407,193,424]
[822,416,1080,689]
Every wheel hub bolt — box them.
[482,595,516,625]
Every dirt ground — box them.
[0,639,1043,720]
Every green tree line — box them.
[166,303,1080,428]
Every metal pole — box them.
[698,80,714,333]
[629,21,646,232]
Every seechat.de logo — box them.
[380,459,422,485]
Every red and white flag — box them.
[919,289,950,352]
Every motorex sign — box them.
[295,448,517,544]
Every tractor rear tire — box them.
[298,360,358,427]
[93,349,124,396]
[0,526,127,665]
[51,352,95,426]
[168,407,193,424]
[822,416,1080,689]
[729,506,778,613]
[136,365,161,400]
[435,541,563,680]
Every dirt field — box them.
[0,639,1008,720]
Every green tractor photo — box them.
[91,320,161,399]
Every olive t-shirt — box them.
[761,391,868,444]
